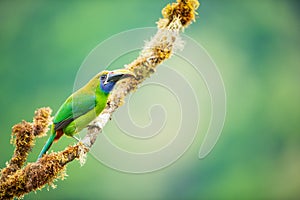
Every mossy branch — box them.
[0,0,199,199]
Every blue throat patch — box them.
[100,80,116,94]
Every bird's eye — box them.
[100,75,106,80]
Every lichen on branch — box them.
[83,0,200,149]
[0,0,199,199]
[0,108,53,199]
[0,108,52,183]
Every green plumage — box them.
[38,69,134,159]
[53,78,108,136]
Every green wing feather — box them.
[53,92,96,132]
[38,91,98,159]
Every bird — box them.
[37,68,135,159]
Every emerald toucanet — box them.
[38,69,134,159]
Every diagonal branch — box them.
[82,0,199,150]
[0,0,199,199]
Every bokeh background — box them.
[0,0,299,199]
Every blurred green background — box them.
[0,0,299,199]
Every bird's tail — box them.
[37,128,56,160]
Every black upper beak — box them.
[106,73,125,83]
[105,69,135,84]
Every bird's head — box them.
[99,69,135,94]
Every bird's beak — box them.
[106,69,135,83]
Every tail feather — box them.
[37,132,56,160]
